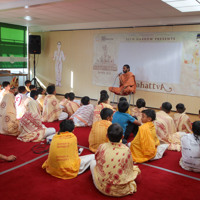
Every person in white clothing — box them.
[179,121,200,172]
[53,41,66,87]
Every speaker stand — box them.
[31,54,41,88]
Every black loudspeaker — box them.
[29,35,41,54]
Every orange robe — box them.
[42,131,80,179]
[89,120,112,153]
[109,72,136,95]
[0,92,20,136]
[173,112,192,133]
[93,103,114,123]
[42,94,62,122]
[130,122,160,163]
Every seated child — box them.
[15,86,30,119]
[131,98,146,123]
[42,85,68,122]
[154,102,181,151]
[70,96,94,127]
[114,97,131,114]
[0,81,10,103]
[42,120,94,179]
[62,92,80,117]
[37,87,46,111]
[130,109,161,163]
[17,90,56,142]
[90,123,141,197]
[0,87,20,136]
[173,103,192,133]
[89,108,113,153]
[112,101,141,142]
[179,121,200,172]
[24,80,31,93]
[27,85,37,97]
[98,90,110,104]
[93,93,114,123]
[59,92,69,108]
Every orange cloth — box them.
[0,92,20,136]
[63,101,80,117]
[89,120,112,153]
[93,142,140,197]
[130,122,160,163]
[42,94,62,122]
[42,131,80,179]
[131,107,146,123]
[93,103,114,123]
[173,112,192,133]
[109,72,136,95]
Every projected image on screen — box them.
[118,42,183,84]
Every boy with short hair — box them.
[70,96,94,127]
[131,98,146,123]
[130,109,160,163]
[42,85,68,122]
[27,85,37,97]
[17,90,56,142]
[89,108,113,153]
[62,92,80,117]
[90,123,140,197]
[173,103,192,133]
[37,87,46,111]
[15,86,30,119]
[0,81,10,103]
[0,87,20,136]
[25,80,31,93]
[42,120,94,179]
[154,102,181,151]
[112,101,141,142]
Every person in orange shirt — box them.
[89,108,113,153]
[130,109,161,163]
[109,64,136,95]
[42,119,94,179]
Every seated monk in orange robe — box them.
[109,64,136,95]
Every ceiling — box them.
[1,0,200,32]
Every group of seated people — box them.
[0,81,199,197]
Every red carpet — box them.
[0,155,199,200]
[0,122,199,200]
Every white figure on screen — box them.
[53,41,66,87]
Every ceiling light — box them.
[24,5,29,9]
[162,0,200,12]
[24,16,32,21]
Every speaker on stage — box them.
[29,35,41,54]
